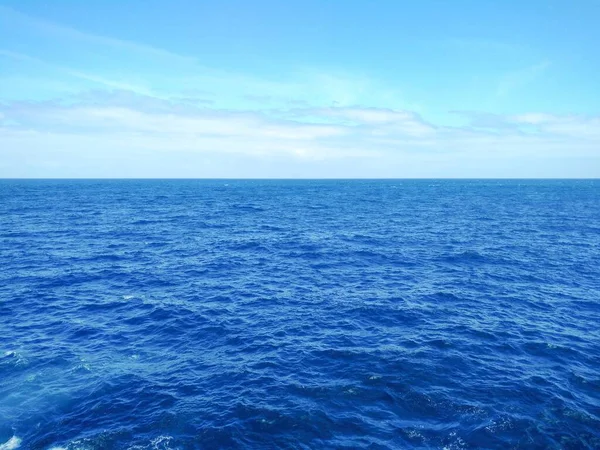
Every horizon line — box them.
[1,177,598,181]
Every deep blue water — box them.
[1,179,599,449]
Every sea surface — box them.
[1,179,599,449]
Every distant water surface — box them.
[1,179,599,449]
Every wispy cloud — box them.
[0,5,416,113]
[0,5,196,63]
[0,6,397,107]
[496,61,551,97]
[442,37,522,54]
[453,110,600,140]
[450,111,519,130]
[0,5,595,177]
[0,49,153,94]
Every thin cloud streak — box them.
[0,49,154,94]
[496,61,551,97]
[0,5,196,63]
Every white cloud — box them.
[509,113,600,138]
[0,6,596,177]
[1,94,599,177]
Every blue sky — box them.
[1,0,599,177]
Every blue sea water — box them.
[1,179,599,449]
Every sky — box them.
[0,0,599,178]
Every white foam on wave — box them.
[127,435,176,449]
[48,442,91,450]
[150,436,175,449]
[3,350,27,367]
[48,441,97,450]
[48,434,176,450]
[0,436,22,450]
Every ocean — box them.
[1,179,599,449]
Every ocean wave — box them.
[0,436,21,450]
[1,179,599,448]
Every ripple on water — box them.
[1,179,599,448]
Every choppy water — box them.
[1,179,599,449]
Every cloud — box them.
[455,110,600,139]
[450,111,519,130]
[1,91,599,177]
[0,6,596,177]
[0,6,411,112]
[496,61,551,97]
[0,5,195,63]
[441,37,522,54]
[511,113,600,139]
[0,49,153,94]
